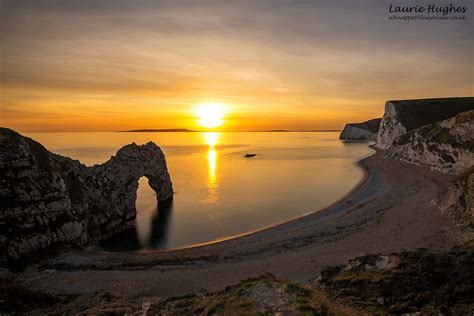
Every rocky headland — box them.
[376,97,473,149]
[339,118,381,141]
[0,128,173,269]
[368,98,474,237]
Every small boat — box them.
[244,153,256,158]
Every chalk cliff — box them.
[376,97,474,149]
[0,128,173,268]
[339,118,381,141]
[388,110,474,174]
[341,98,473,233]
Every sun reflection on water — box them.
[203,132,219,203]
[135,177,158,246]
[208,149,217,185]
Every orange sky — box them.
[1,0,473,132]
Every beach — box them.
[2,1,473,313]
[20,148,463,300]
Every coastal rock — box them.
[317,246,474,315]
[0,128,173,268]
[433,166,473,237]
[339,118,381,141]
[387,110,474,174]
[376,97,474,149]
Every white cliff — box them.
[376,97,474,149]
[388,111,473,175]
[376,101,407,149]
[339,118,381,141]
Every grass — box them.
[148,272,363,315]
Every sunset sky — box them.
[1,0,473,132]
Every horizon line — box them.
[21,129,343,133]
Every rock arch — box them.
[0,128,173,268]
[88,142,173,234]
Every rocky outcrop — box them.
[433,166,473,237]
[0,128,173,268]
[317,245,474,315]
[376,97,474,149]
[387,110,474,174]
[339,118,381,141]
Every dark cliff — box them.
[0,128,173,269]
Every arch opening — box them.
[100,176,173,251]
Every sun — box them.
[195,102,227,129]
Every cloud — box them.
[1,0,472,131]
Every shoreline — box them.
[21,149,462,299]
[153,145,376,253]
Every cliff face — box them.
[376,97,474,149]
[341,98,473,236]
[433,166,473,238]
[0,128,173,268]
[339,118,381,141]
[387,111,474,174]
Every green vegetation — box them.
[149,272,357,316]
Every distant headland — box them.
[118,128,195,132]
[118,129,342,133]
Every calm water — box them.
[26,132,372,251]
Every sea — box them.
[25,132,373,251]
